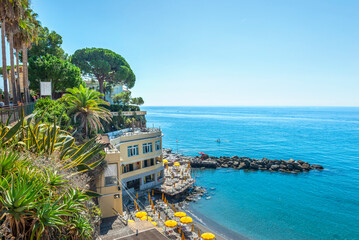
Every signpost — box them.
[40,81,52,99]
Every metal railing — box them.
[0,103,35,125]
[108,128,161,140]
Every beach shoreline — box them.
[162,149,253,240]
[185,203,251,240]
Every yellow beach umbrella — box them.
[141,216,153,221]
[164,220,178,228]
[174,212,186,218]
[180,216,193,224]
[163,159,168,164]
[152,221,158,226]
[174,162,180,166]
[135,211,147,219]
[201,232,216,240]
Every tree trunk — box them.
[1,20,9,106]
[84,119,88,137]
[98,78,104,97]
[9,31,18,104]
[15,50,21,102]
[22,45,29,103]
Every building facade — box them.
[96,126,164,218]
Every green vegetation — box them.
[29,54,83,98]
[71,48,136,95]
[1,0,41,104]
[27,27,66,61]
[27,27,84,98]
[0,110,104,239]
[61,85,112,137]
[34,97,70,126]
[112,91,144,106]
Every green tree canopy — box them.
[27,27,66,60]
[112,91,131,105]
[112,91,144,106]
[29,54,83,96]
[71,48,136,95]
[130,97,144,106]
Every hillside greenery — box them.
[0,110,105,239]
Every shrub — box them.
[34,97,70,126]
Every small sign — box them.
[40,82,52,96]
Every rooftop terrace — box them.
[107,128,162,140]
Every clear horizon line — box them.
[142,105,359,108]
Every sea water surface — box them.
[143,107,359,240]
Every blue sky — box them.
[2,0,359,106]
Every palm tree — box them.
[22,10,41,103]
[0,0,28,105]
[13,27,22,101]
[61,85,112,136]
[14,7,41,103]
[0,0,11,105]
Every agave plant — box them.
[68,214,93,240]
[0,169,46,237]
[0,108,105,174]
[0,109,102,239]
[29,195,71,240]
[62,188,89,214]
[0,150,20,176]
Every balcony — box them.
[121,162,163,179]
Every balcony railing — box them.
[107,128,161,140]
[111,111,147,117]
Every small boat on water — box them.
[210,187,216,190]
[206,197,211,200]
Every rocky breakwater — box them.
[190,155,324,173]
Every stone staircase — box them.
[99,216,133,240]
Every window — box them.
[104,164,118,186]
[144,174,155,184]
[128,145,139,157]
[123,164,134,173]
[143,143,153,154]
[143,159,154,168]
[155,140,161,151]
[157,170,164,180]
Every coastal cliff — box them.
[163,149,324,173]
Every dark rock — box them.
[279,164,287,170]
[237,162,247,170]
[292,163,303,171]
[311,164,324,170]
[287,159,295,163]
[297,160,305,164]
[270,165,280,171]
[301,163,311,170]
[202,154,209,160]
[250,163,259,170]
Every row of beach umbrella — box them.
[134,209,215,239]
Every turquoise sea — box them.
[143,106,359,240]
